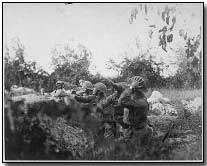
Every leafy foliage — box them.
[108,56,166,88]
[51,42,92,85]
[4,38,51,91]
[167,35,202,89]
[129,4,177,52]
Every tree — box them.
[51,41,92,85]
[107,55,165,88]
[4,37,51,91]
[175,35,202,88]
[128,3,201,52]
[4,38,26,89]
[127,3,202,88]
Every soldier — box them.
[118,76,153,141]
[76,81,94,96]
[95,81,133,139]
[101,79,128,96]
[79,79,85,87]
[51,81,67,100]
[74,82,117,138]
[101,79,131,137]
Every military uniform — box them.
[75,82,124,139]
[76,81,94,96]
[118,76,152,141]
[119,88,148,129]
[75,92,118,119]
[51,81,68,102]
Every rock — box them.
[5,93,95,159]
[148,91,163,100]
[165,104,178,116]
[11,94,74,118]
[148,91,175,116]
[148,91,170,104]
[11,94,48,103]
[149,103,177,116]
[49,117,91,156]
[190,97,202,111]
[181,97,202,114]
[11,86,36,96]
[147,115,177,131]
[167,134,197,145]
[151,103,165,115]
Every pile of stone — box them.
[6,91,93,158]
[10,85,36,96]
[181,97,202,114]
[147,91,177,116]
[49,117,92,157]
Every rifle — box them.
[162,122,175,142]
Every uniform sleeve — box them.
[75,95,96,103]
[119,91,148,109]
[99,93,117,109]
[50,90,56,97]
[118,88,131,105]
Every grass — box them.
[157,88,202,101]
[87,88,203,160]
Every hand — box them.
[101,79,114,86]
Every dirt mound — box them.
[48,117,92,157]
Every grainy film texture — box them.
[3,3,203,161]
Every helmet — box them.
[56,80,64,86]
[79,79,85,86]
[93,82,107,95]
[129,76,146,89]
[82,81,93,90]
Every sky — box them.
[3,3,203,77]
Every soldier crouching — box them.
[75,82,122,139]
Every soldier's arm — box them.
[118,88,131,105]
[50,90,57,97]
[98,93,117,110]
[102,79,124,95]
[119,91,148,109]
[75,95,96,103]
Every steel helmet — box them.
[56,80,64,86]
[94,82,107,95]
[82,81,94,90]
[79,79,85,86]
[129,76,146,89]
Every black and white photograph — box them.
[2,2,204,162]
